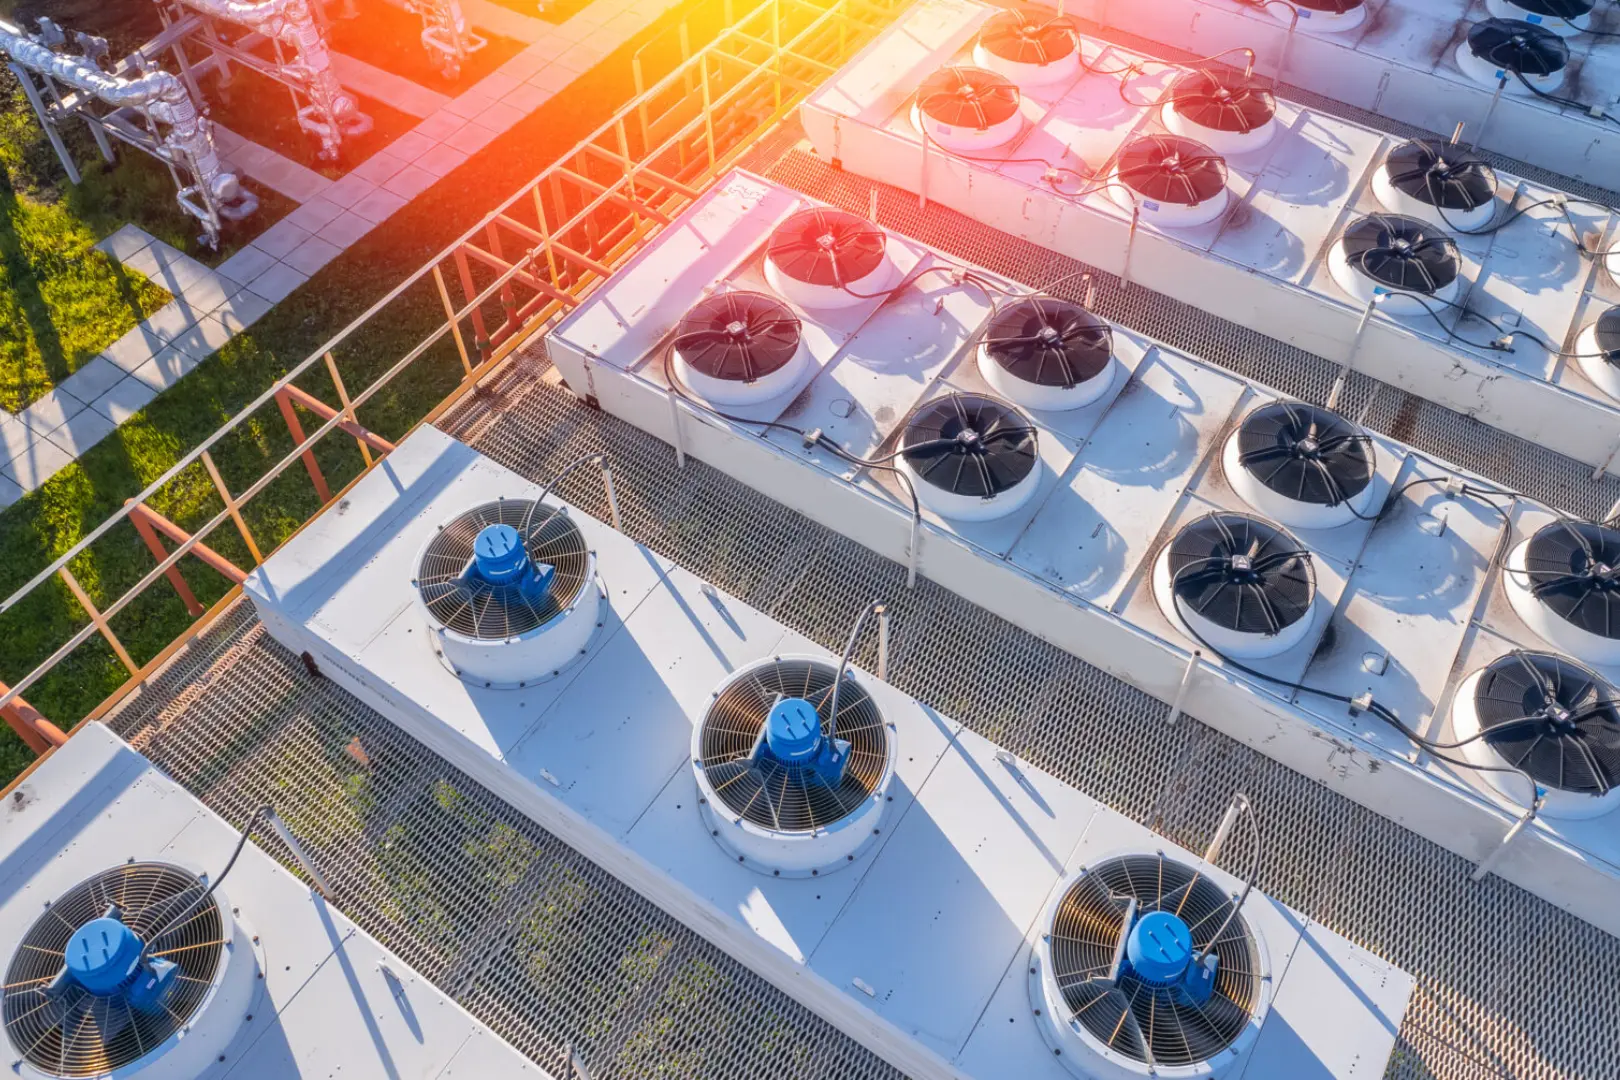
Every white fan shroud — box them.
[690,655,897,877]
[1151,530,1318,660]
[976,341,1118,413]
[1266,0,1367,32]
[1371,163,1496,233]
[1108,179,1231,229]
[674,335,811,408]
[1453,39,1567,93]
[764,242,898,312]
[1575,319,1620,402]
[1162,100,1278,157]
[1484,0,1592,37]
[971,39,1079,89]
[1327,237,1462,316]
[1221,427,1379,531]
[1503,538,1620,667]
[909,101,1024,154]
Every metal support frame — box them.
[265,807,337,898]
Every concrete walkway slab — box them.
[332,51,452,119]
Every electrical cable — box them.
[1191,794,1261,965]
[139,805,269,960]
[818,599,886,737]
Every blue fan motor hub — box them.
[471,522,555,600]
[761,696,851,787]
[1124,910,1218,1006]
[62,916,179,1013]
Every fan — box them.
[764,205,895,311]
[1109,134,1231,229]
[1576,304,1620,402]
[1223,402,1378,530]
[670,291,807,406]
[1504,520,1620,666]
[1327,213,1462,315]
[2,863,259,1079]
[415,498,601,686]
[1162,68,1279,155]
[1263,0,1367,32]
[1453,650,1620,819]
[912,65,1023,153]
[1484,0,1594,37]
[1153,512,1318,660]
[1031,854,1269,1079]
[691,656,896,875]
[896,392,1042,521]
[971,9,1080,88]
[1455,19,1569,92]
[1372,138,1498,232]
[977,296,1116,412]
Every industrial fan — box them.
[1372,138,1498,232]
[1456,18,1569,92]
[1223,401,1378,530]
[1327,213,1462,315]
[1152,511,1318,660]
[414,497,601,687]
[977,295,1116,412]
[1261,0,1366,32]
[971,9,1080,88]
[1,863,259,1079]
[691,656,896,875]
[1162,68,1278,155]
[1453,650,1620,819]
[1031,853,1269,1079]
[912,65,1023,153]
[1504,519,1620,666]
[763,205,895,311]
[1484,0,1594,37]
[896,392,1042,521]
[670,290,807,406]
[1108,134,1231,228]
[1576,305,1620,401]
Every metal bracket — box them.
[876,604,890,680]
[1470,75,1510,152]
[668,391,688,469]
[265,808,336,899]
[1120,206,1141,291]
[1470,799,1541,882]
[1203,791,1246,863]
[1164,649,1201,725]
[1326,293,1383,413]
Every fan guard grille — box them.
[1235,402,1375,507]
[1117,134,1227,207]
[1169,69,1276,135]
[917,66,1020,130]
[1384,139,1495,212]
[1340,213,1460,295]
[698,659,887,832]
[983,297,1111,388]
[1467,18,1570,76]
[1594,306,1620,361]
[418,500,590,639]
[766,207,887,288]
[901,393,1038,498]
[673,291,802,382]
[978,10,1077,66]
[1522,520,1620,642]
[3,863,224,1078]
[1505,0,1593,16]
[1168,512,1315,635]
[1474,651,1620,795]
[1049,854,1263,1066]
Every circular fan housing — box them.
[1265,0,1367,32]
[1372,139,1497,232]
[977,297,1116,412]
[1505,521,1620,667]
[672,291,808,406]
[1455,19,1569,93]
[1153,512,1318,659]
[1109,134,1231,229]
[1484,0,1594,37]
[1031,853,1270,1079]
[1162,68,1279,156]
[972,10,1080,88]
[692,656,896,876]
[764,206,896,311]
[415,499,601,687]
[1453,651,1620,819]
[896,393,1043,521]
[2,863,260,1079]
[1328,213,1462,315]
[1223,402,1378,530]
[912,65,1024,153]
[1576,305,1620,402]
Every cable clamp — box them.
[1347,691,1375,717]
[1444,475,1468,499]
[801,427,822,450]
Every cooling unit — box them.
[1161,67,1278,156]
[1576,305,1620,402]
[896,392,1042,521]
[912,65,1023,152]
[971,9,1079,88]
[1152,511,1318,660]
[1108,134,1230,228]
[670,290,809,407]
[1031,853,1268,1079]
[1223,402,1378,529]
[1504,520,1620,667]
[1452,650,1620,819]
[764,205,897,310]
[1372,138,1498,233]
[1456,19,1570,92]
[1327,213,1462,315]
[1264,0,1365,31]
[1484,0,1594,37]
[977,295,1116,411]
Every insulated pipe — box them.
[0,20,182,107]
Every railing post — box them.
[433,264,476,378]
[201,450,265,565]
[57,566,138,675]
[0,681,68,753]
[275,386,332,504]
[323,351,373,467]
[453,247,493,364]
[128,501,205,616]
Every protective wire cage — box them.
[697,659,887,832]
[417,500,590,639]
[1341,214,1460,294]
[1467,19,1570,76]
[916,66,1020,129]
[983,297,1113,388]
[1049,854,1263,1067]
[1473,651,1620,794]
[1168,513,1315,634]
[976,10,1077,65]
[673,292,803,382]
[1384,139,1496,211]
[766,207,887,286]
[2,863,224,1078]
[1168,69,1276,135]
[1117,135,1228,206]
[1235,402,1375,507]
[1523,520,1620,641]
[901,392,1038,498]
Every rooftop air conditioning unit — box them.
[1452,650,1620,820]
[896,392,1043,521]
[1162,68,1279,156]
[913,65,1023,153]
[1504,520,1620,667]
[764,206,897,310]
[1031,852,1269,1079]
[1222,402,1378,529]
[415,498,601,687]
[1265,0,1366,32]
[2,863,259,1080]
[977,295,1117,411]
[972,9,1079,88]
[1372,138,1498,233]
[1152,511,1318,660]
[1484,0,1594,37]
[1108,134,1230,228]
[1456,19,1570,93]
[1327,213,1462,315]
[1577,305,1620,401]
[670,291,809,407]
[692,656,897,876]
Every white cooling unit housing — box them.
[799,0,1620,471]
[242,424,1412,1080]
